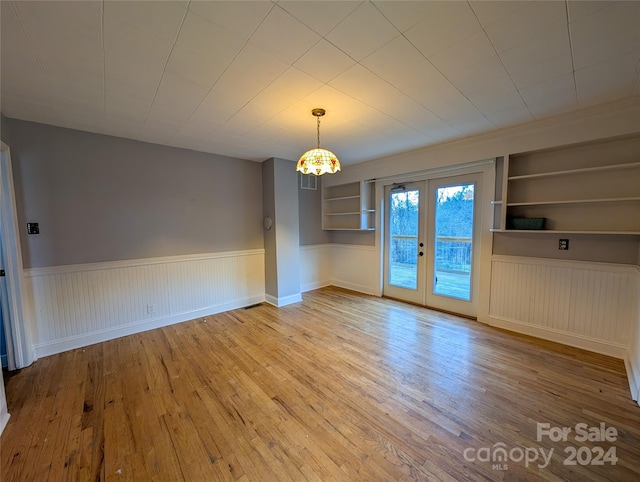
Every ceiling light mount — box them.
[297,108,341,176]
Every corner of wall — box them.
[265,293,303,307]
[626,266,640,405]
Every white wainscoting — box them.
[330,244,379,295]
[25,249,265,358]
[299,244,333,292]
[299,244,379,296]
[488,255,638,359]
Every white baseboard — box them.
[487,315,628,359]
[625,353,640,404]
[301,280,331,293]
[34,295,264,358]
[25,248,266,359]
[265,293,303,307]
[330,279,377,296]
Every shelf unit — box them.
[322,181,375,230]
[492,135,640,235]
[491,156,507,230]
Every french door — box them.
[383,182,426,304]
[383,173,481,318]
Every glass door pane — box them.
[432,183,474,300]
[426,173,481,318]
[389,189,420,289]
[383,182,426,305]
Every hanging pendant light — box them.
[297,108,341,176]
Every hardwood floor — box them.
[2,287,639,481]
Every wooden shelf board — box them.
[324,195,360,201]
[508,161,640,180]
[507,197,640,207]
[491,229,640,235]
[323,228,375,231]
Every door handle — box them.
[419,252,424,256]
[419,242,424,247]
[0,270,5,276]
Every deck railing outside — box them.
[390,235,472,273]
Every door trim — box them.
[382,181,426,304]
[376,160,496,322]
[425,173,482,318]
[0,141,34,369]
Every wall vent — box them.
[300,174,317,190]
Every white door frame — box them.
[0,141,34,369]
[375,159,495,322]
[382,181,427,304]
[425,173,482,317]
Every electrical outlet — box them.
[146,304,156,315]
[559,239,569,250]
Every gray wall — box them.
[298,175,330,246]
[493,232,640,265]
[297,174,374,246]
[263,158,301,299]
[262,159,277,296]
[273,158,301,298]
[2,117,263,268]
[331,230,375,246]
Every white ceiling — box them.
[1,1,639,165]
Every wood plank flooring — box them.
[1,287,639,481]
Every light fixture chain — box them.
[317,116,321,148]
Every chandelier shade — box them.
[297,147,340,176]
[297,108,341,176]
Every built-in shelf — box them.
[324,195,360,201]
[507,197,640,207]
[491,229,640,235]
[328,228,376,231]
[322,181,376,230]
[492,135,640,235]
[508,161,640,181]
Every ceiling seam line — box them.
[467,0,535,120]
[10,1,53,106]
[367,1,462,135]
[219,4,330,131]
[143,1,191,130]
[279,0,367,92]
[215,0,370,133]
[397,30,485,136]
[175,2,278,142]
[366,0,494,134]
[398,19,498,132]
[307,2,373,67]
[356,59,454,137]
[217,0,370,138]
[328,82,436,141]
[565,0,579,107]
